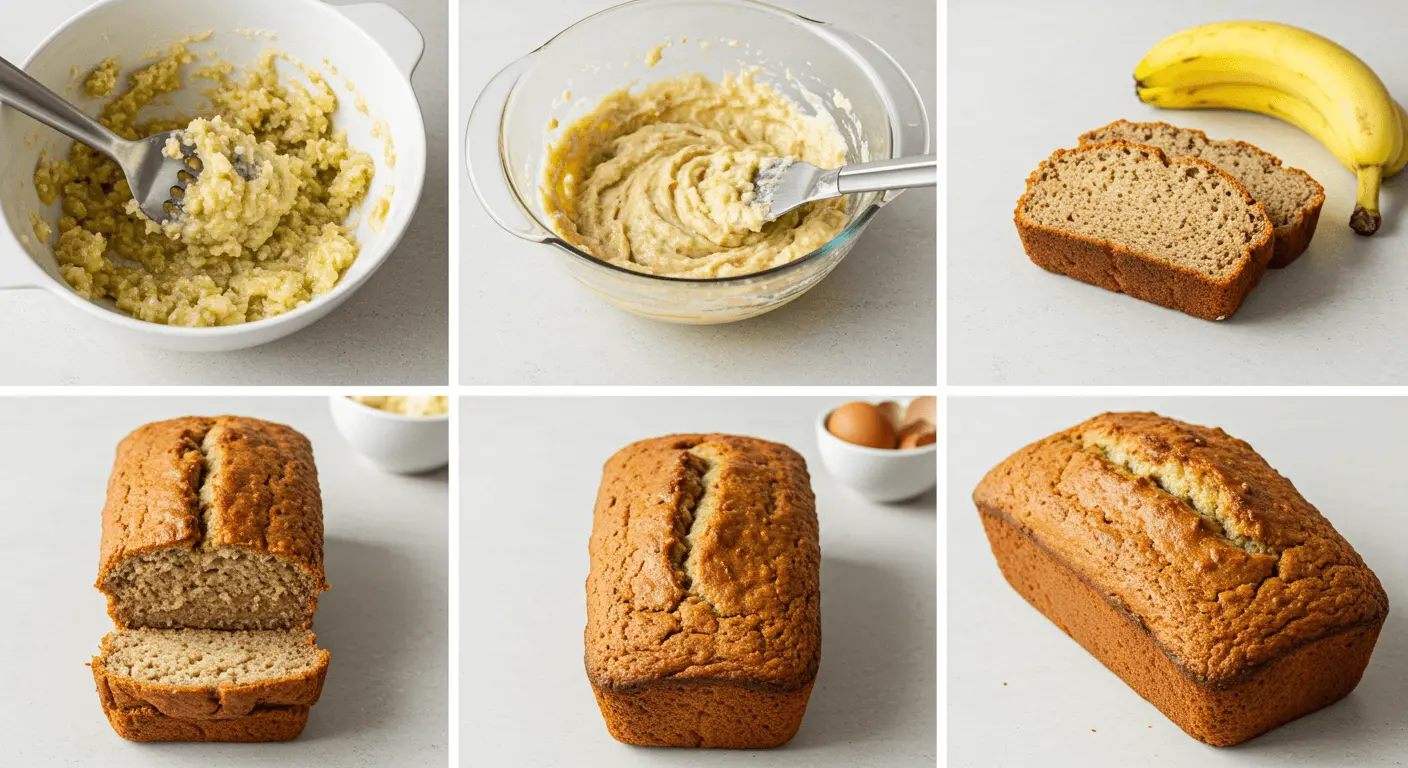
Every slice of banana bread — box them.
[1080,121,1324,268]
[1015,140,1275,320]
[92,629,329,720]
[96,416,328,631]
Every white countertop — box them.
[0,0,449,385]
[460,396,937,765]
[950,0,1408,385]
[0,397,448,766]
[458,0,937,385]
[947,397,1408,765]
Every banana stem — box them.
[1352,165,1384,236]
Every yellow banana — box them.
[1138,83,1408,177]
[1136,21,1402,235]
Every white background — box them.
[0,0,449,385]
[0,397,449,766]
[949,0,1408,385]
[457,0,938,386]
[460,396,937,766]
[947,396,1408,766]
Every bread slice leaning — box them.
[1015,140,1275,320]
[92,629,329,722]
[101,701,311,743]
[1080,121,1324,268]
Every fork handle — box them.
[837,154,937,195]
[0,55,123,159]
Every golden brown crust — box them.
[590,680,814,748]
[96,416,328,617]
[1077,121,1325,269]
[973,412,1388,745]
[92,632,329,720]
[585,434,820,748]
[100,700,311,742]
[1014,140,1275,320]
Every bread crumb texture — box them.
[973,411,1388,684]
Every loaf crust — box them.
[1079,121,1325,269]
[96,416,328,627]
[101,700,311,742]
[92,631,329,720]
[973,412,1388,746]
[1014,140,1275,320]
[585,434,821,748]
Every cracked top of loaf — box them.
[585,434,820,691]
[99,416,325,579]
[973,411,1388,685]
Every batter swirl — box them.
[542,70,849,279]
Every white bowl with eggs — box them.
[815,399,937,503]
[329,395,448,475]
[0,0,427,351]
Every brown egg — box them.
[903,396,937,430]
[875,401,904,431]
[899,424,937,449]
[827,401,897,449]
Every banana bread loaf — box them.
[973,412,1388,746]
[1080,121,1324,268]
[92,629,329,720]
[1015,140,1275,320]
[96,416,328,631]
[585,434,821,748]
[100,701,311,743]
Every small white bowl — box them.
[328,396,448,475]
[815,404,936,503]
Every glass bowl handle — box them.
[465,57,553,243]
[826,26,932,203]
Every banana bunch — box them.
[1135,21,1403,236]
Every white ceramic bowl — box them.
[0,0,428,351]
[329,396,448,475]
[815,403,937,503]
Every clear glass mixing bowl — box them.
[466,0,930,324]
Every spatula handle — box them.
[837,154,937,195]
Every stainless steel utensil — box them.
[0,55,198,224]
[754,153,937,221]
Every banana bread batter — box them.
[542,69,849,279]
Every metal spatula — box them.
[0,55,200,224]
[753,153,937,221]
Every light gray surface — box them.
[459,0,937,385]
[949,0,1408,385]
[948,397,1408,766]
[0,0,448,385]
[460,396,937,765]
[1,397,448,765]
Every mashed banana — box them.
[350,396,449,417]
[34,43,376,327]
[542,69,849,279]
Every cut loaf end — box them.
[93,628,329,722]
[100,546,321,631]
[1015,140,1274,320]
[1080,120,1324,268]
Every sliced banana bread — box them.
[93,629,329,720]
[1080,121,1324,268]
[101,701,311,743]
[1015,140,1275,320]
[97,417,328,631]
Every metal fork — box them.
[0,54,198,224]
[753,153,937,221]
